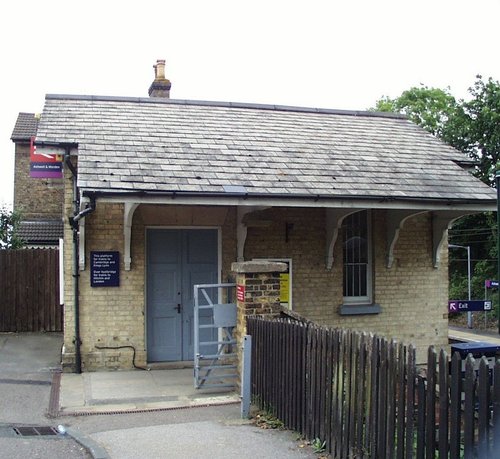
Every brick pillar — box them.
[231,260,288,386]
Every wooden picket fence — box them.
[247,316,500,458]
[0,249,61,332]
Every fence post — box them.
[449,352,462,459]
[425,347,437,459]
[404,344,416,459]
[477,356,491,458]
[492,361,500,455]
[241,334,252,419]
[463,354,475,458]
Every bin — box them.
[451,341,500,359]
[451,341,500,377]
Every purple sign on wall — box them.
[91,251,119,287]
[30,162,63,178]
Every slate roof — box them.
[35,94,496,204]
[18,220,63,245]
[11,112,38,141]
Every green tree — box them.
[447,76,500,185]
[373,84,458,137]
[0,206,24,249]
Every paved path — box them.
[0,334,321,459]
[59,367,239,415]
[57,369,322,458]
[76,404,319,459]
[0,332,91,459]
[51,337,323,458]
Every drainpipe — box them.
[69,199,96,229]
[72,207,82,374]
[64,153,96,374]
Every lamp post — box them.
[449,244,472,328]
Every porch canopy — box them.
[35,94,496,270]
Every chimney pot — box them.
[149,59,171,98]
[154,59,166,79]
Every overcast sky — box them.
[1,0,500,208]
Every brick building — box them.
[10,113,64,246]
[32,61,496,371]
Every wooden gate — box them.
[0,249,61,332]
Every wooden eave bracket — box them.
[325,209,359,270]
[432,210,476,268]
[386,210,427,268]
[237,206,269,261]
[124,202,139,271]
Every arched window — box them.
[342,210,372,304]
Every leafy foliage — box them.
[373,85,458,137]
[449,76,500,185]
[311,437,326,453]
[253,411,285,429]
[0,206,24,249]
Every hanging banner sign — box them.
[448,300,492,313]
[30,136,63,178]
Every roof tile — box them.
[18,220,63,245]
[11,113,39,141]
[35,95,496,204]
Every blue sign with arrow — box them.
[448,300,492,313]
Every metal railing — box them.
[193,283,238,390]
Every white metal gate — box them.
[193,283,238,389]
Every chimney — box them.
[148,59,171,98]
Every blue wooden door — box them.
[147,229,218,362]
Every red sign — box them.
[237,285,245,302]
[30,136,63,178]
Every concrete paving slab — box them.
[0,332,63,377]
[0,333,91,458]
[59,368,240,415]
[60,373,86,408]
[89,419,317,459]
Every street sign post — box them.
[448,300,492,313]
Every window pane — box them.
[342,211,369,300]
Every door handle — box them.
[175,304,182,314]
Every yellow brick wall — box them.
[62,163,76,369]
[336,211,449,362]
[62,197,448,369]
[77,202,146,370]
[244,208,449,363]
[62,199,238,371]
[13,142,64,219]
[245,207,341,322]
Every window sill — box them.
[339,304,382,316]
